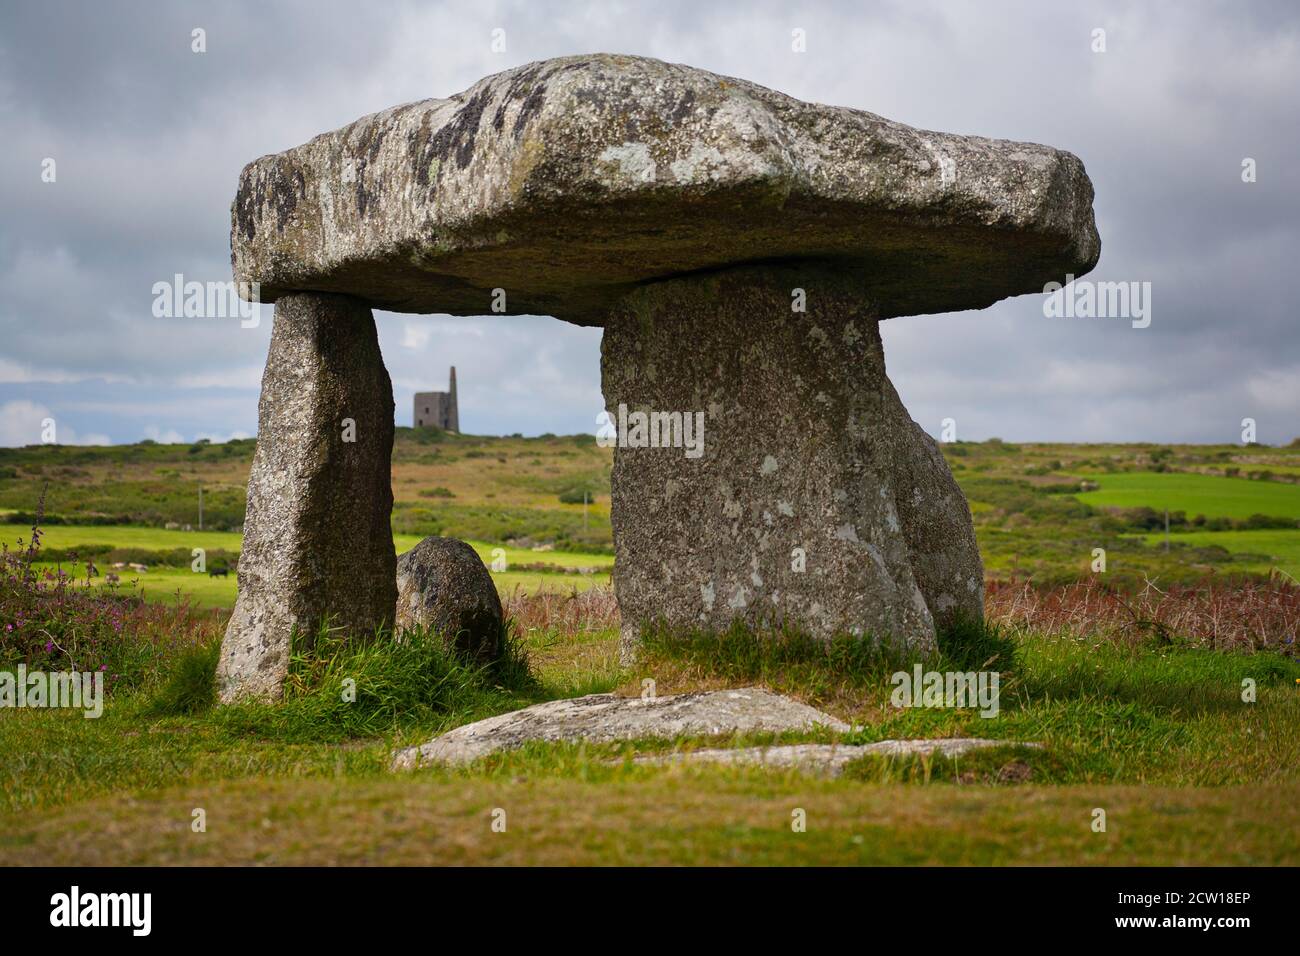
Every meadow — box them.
[22,526,612,609]
[2,432,1299,865]
[4,431,1299,607]
[1076,471,1300,521]
[2,586,1297,865]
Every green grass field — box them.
[2,622,1298,865]
[1135,529,1300,581]
[22,526,613,608]
[31,524,612,571]
[6,438,1300,604]
[5,436,1300,865]
[30,524,243,553]
[1076,471,1300,521]
[36,565,607,610]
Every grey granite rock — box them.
[602,265,983,659]
[395,535,503,659]
[216,293,396,703]
[231,54,1098,324]
[887,400,986,629]
[390,686,849,769]
[632,738,1041,776]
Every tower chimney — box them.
[448,366,459,432]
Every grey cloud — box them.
[1,0,1296,444]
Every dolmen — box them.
[216,54,1100,702]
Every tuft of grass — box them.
[142,636,220,716]
[841,744,1058,786]
[139,613,544,740]
[936,612,1018,671]
[634,619,916,697]
[630,614,1016,710]
[211,619,541,743]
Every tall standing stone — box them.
[216,293,396,703]
[601,265,983,659]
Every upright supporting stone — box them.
[216,293,396,703]
[601,266,984,660]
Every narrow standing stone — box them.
[216,293,396,703]
[601,265,984,661]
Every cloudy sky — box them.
[2,0,1297,447]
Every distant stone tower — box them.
[413,366,459,432]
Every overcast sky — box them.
[2,0,1297,446]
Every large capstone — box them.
[216,293,397,703]
[231,54,1098,324]
[601,265,984,658]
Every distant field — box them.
[0,428,615,552]
[58,565,242,609]
[1075,471,1300,520]
[18,524,243,553]
[1135,529,1300,581]
[20,525,612,609]
[41,564,608,610]
[7,435,1300,603]
[22,524,610,570]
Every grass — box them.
[4,777,1296,865]
[47,565,243,610]
[5,437,1300,864]
[3,599,1298,864]
[24,526,613,609]
[31,524,243,552]
[144,638,220,716]
[36,563,609,611]
[7,436,1300,599]
[621,614,1016,717]
[212,624,540,743]
[1075,471,1300,521]
[1135,528,1300,580]
[0,429,615,547]
[33,524,612,571]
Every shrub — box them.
[986,577,1300,652]
[0,493,222,690]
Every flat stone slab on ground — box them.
[390,687,850,769]
[632,739,1042,777]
